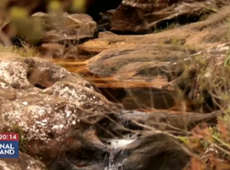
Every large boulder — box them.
[0,52,121,166]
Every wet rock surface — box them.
[86,44,194,78]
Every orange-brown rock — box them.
[0,152,45,170]
[31,12,98,44]
[110,1,217,33]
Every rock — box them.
[31,12,98,44]
[77,6,230,111]
[79,6,230,72]
[121,133,191,170]
[110,4,148,34]
[78,31,125,54]
[0,9,12,46]
[110,1,216,33]
[0,52,121,165]
[174,42,230,112]
[84,41,230,111]
[36,43,65,59]
[86,44,195,78]
[97,10,116,31]
[119,110,223,133]
[36,42,94,59]
[1,10,98,46]
[0,152,45,170]
[28,12,98,58]
[121,0,167,12]
[84,44,195,109]
[5,0,122,21]
[84,43,197,110]
[45,108,223,170]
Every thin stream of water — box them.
[104,139,135,170]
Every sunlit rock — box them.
[0,52,121,165]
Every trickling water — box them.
[104,139,135,170]
[104,148,119,170]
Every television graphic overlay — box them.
[0,133,19,158]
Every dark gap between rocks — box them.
[97,87,175,110]
[27,65,54,89]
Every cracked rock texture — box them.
[0,52,121,165]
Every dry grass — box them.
[0,43,37,57]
